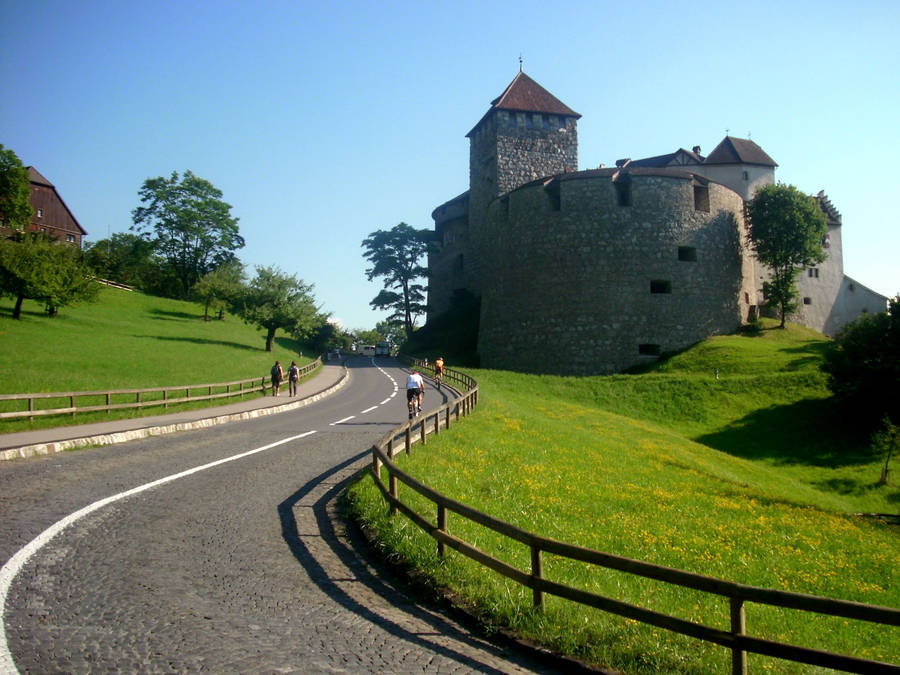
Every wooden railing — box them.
[0,358,321,422]
[371,361,900,674]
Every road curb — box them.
[0,367,349,461]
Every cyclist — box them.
[406,370,425,419]
[433,356,445,389]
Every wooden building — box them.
[15,167,87,246]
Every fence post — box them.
[372,448,382,483]
[405,427,411,454]
[389,472,398,517]
[106,392,111,413]
[163,389,168,410]
[387,436,394,459]
[71,394,76,419]
[437,504,447,558]
[531,544,544,610]
[28,397,34,423]
[730,596,747,675]
[433,412,440,436]
[420,417,427,445]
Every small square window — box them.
[803,297,812,305]
[678,246,697,262]
[650,280,672,294]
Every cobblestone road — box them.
[1,361,583,673]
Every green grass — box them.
[0,289,317,431]
[345,321,900,673]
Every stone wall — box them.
[475,172,752,374]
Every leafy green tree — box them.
[83,232,157,288]
[355,328,382,346]
[235,266,319,352]
[375,320,405,349]
[131,170,244,298]
[361,222,432,341]
[0,145,34,233]
[0,233,98,318]
[192,259,246,321]
[822,295,900,424]
[747,183,828,327]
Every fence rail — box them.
[371,358,900,674]
[0,358,321,422]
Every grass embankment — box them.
[345,322,900,673]
[0,288,316,432]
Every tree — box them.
[235,266,319,352]
[746,183,827,327]
[822,295,900,425]
[83,232,158,288]
[0,233,98,318]
[361,223,432,341]
[375,320,405,349]
[131,170,244,298]
[0,145,34,232]
[192,259,246,321]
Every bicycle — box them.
[434,369,443,391]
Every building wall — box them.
[691,164,774,202]
[428,194,469,319]
[476,173,751,374]
[465,110,578,301]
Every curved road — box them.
[0,358,565,673]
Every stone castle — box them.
[427,71,888,374]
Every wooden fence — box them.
[371,359,900,674]
[0,358,321,422]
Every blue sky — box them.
[2,0,898,330]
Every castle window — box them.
[693,184,710,212]
[37,209,43,218]
[545,182,561,211]
[66,234,75,243]
[614,179,632,207]
[803,297,812,305]
[650,280,672,294]
[678,246,697,262]
[808,268,819,278]
[639,343,661,356]
[742,171,749,181]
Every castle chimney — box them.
[692,145,701,155]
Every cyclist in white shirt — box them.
[406,370,425,418]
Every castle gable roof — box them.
[703,136,777,167]
[490,71,580,118]
[467,71,580,138]
[629,148,704,168]
[816,190,842,227]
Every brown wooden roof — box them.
[27,166,87,236]
[703,136,777,167]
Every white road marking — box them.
[329,416,356,426]
[360,406,378,414]
[0,430,318,674]
[379,398,391,405]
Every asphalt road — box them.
[0,358,566,674]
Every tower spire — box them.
[519,54,523,72]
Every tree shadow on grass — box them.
[134,334,260,351]
[779,341,833,371]
[147,308,202,321]
[695,397,874,468]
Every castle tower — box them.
[464,71,580,295]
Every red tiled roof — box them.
[490,71,580,118]
[468,71,580,137]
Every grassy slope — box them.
[0,289,315,429]
[346,321,899,672]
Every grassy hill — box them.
[0,288,316,431]
[346,321,899,672]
